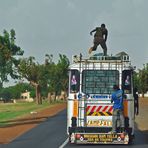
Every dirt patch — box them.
[0,103,66,144]
[135,97,148,131]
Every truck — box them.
[67,52,135,144]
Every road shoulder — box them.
[0,103,66,144]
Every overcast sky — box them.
[0,0,148,85]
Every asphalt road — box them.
[0,109,148,148]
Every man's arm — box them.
[90,28,97,35]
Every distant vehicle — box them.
[67,52,135,144]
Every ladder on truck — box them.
[77,53,85,127]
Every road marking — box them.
[59,138,69,148]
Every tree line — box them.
[0,29,69,104]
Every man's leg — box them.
[100,41,107,56]
[88,44,97,54]
[137,99,139,115]
[112,109,118,133]
[89,37,99,54]
[119,110,125,132]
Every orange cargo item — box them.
[73,99,78,117]
[123,100,128,117]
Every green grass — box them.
[0,100,64,125]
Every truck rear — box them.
[67,53,135,144]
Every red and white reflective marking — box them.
[86,105,113,112]
[86,105,113,116]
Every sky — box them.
[0,0,148,85]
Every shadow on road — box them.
[133,122,148,145]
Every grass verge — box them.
[0,100,65,126]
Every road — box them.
[0,109,147,148]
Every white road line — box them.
[59,138,69,148]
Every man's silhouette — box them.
[89,24,108,56]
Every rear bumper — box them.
[70,132,129,144]
[69,127,132,144]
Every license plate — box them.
[87,120,112,127]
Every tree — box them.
[133,71,140,90]
[0,29,24,88]
[48,54,69,98]
[0,83,34,102]
[0,87,12,102]
[43,54,56,100]
[138,63,148,97]
[18,57,43,104]
[13,82,34,99]
[56,54,70,92]
[134,63,148,97]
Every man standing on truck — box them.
[89,23,108,56]
[133,87,139,115]
[111,85,125,133]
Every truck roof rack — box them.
[72,52,130,63]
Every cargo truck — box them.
[67,52,135,144]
